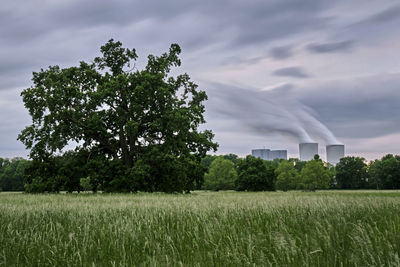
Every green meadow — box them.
[1,191,400,266]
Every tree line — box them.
[202,154,400,191]
[1,154,400,192]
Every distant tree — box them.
[300,159,331,191]
[203,157,237,190]
[201,155,218,168]
[275,160,299,191]
[327,164,337,189]
[369,154,400,189]
[313,154,321,161]
[235,156,275,191]
[0,158,29,191]
[222,154,239,164]
[335,157,367,189]
[289,158,307,172]
[201,154,238,168]
[80,177,92,192]
[18,39,217,193]
[24,158,60,193]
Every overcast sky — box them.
[1,0,400,160]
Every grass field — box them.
[1,191,400,266]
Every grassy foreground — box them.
[1,191,400,266]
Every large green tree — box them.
[18,39,217,193]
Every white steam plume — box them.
[207,83,340,145]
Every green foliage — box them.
[203,157,237,190]
[288,158,307,172]
[327,164,337,189]
[300,159,331,191]
[79,177,92,192]
[235,156,276,191]
[24,158,61,193]
[23,150,91,193]
[201,155,218,168]
[18,39,217,193]
[0,158,29,191]
[369,154,400,189]
[275,160,299,191]
[336,157,368,189]
[201,154,238,168]
[222,153,239,164]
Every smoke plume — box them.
[206,83,340,145]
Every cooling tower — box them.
[326,144,345,165]
[299,143,318,161]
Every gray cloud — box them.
[363,5,400,24]
[0,0,334,51]
[203,73,400,158]
[270,45,293,59]
[272,67,310,78]
[1,0,399,159]
[206,83,339,144]
[307,40,354,53]
[296,73,400,139]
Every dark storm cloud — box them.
[272,67,310,78]
[306,40,354,53]
[0,1,209,52]
[270,45,293,59]
[0,0,334,91]
[0,0,334,49]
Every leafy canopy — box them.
[275,160,299,191]
[203,157,237,191]
[18,39,217,192]
[369,154,400,189]
[335,156,367,189]
[300,159,331,191]
[235,156,276,191]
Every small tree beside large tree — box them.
[203,157,237,191]
[18,39,217,193]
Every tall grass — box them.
[1,191,400,266]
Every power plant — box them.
[252,149,287,161]
[299,143,318,161]
[251,143,344,165]
[326,144,345,165]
